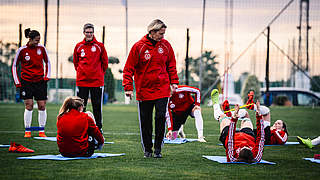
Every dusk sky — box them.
[0,0,319,82]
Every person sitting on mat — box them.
[211,89,265,163]
[56,96,104,157]
[222,91,288,145]
[165,85,206,142]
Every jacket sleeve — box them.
[100,43,108,72]
[166,43,179,85]
[12,47,22,87]
[87,116,104,145]
[226,117,238,162]
[166,108,173,131]
[42,46,51,81]
[73,45,79,71]
[122,44,138,91]
[252,113,265,162]
[273,130,288,145]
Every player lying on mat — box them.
[222,90,288,145]
[165,85,206,142]
[211,89,265,163]
[56,96,104,157]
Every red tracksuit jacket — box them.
[269,129,288,145]
[122,34,179,101]
[12,43,51,86]
[73,36,108,87]
[56,109,104,157]
[225,114,265,162]
[166,85,201,131]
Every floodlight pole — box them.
[185,28,190,85]
[55,0,60,104]
[265,26,270,107]
[199,0,206,91]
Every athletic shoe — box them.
[179,130,186,139]
[198,136,207,143]
[144,151,152,158]
[24,131,31,138]
[222,100,232,117]
[314,154,320,160]
[154,153,162,158]
[39,132,47,137]
[211,89,219,105]
[246,90,255,110]
[297,136,313,149]
[9,142,34,153]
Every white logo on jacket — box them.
[158,47,163,54]
[91,46,96,52]
[178,93,184,99]
[25,53,30,61]
[170,103,175,109]
[80,49,85,57]
[37,48,42,55]
[144,50,151,60]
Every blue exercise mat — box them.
[0,145,10,148]
[304,158,320,164]
[203,155,276,165]
[17,153,125,160]
[34,137,114,144]
[152,138,199,144]
[218,142,299,146]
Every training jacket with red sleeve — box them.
[73,36,108,87]
[56,109,104,157]
[225,113,265,162]
[269,129,288,145]
[12,43,51,87]
[122,34,179,101]
[169,85,200,113]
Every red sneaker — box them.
[222,100,232,117]
[24,131,31,138]
[9,142,34,153]
[314,154,320,160]
[246,90,255,110]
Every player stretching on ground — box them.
[57,96,104,157]
[211,89,265,163]
[166,85,206,142]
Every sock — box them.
[263,121,271,128]
[38,110,47,132]
[312,136,320,146]
[213,104,223,121]
[194,109,203,138]
[24,109,33,131]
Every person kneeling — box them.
[56,96,104,157]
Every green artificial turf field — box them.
[0,103,319,179]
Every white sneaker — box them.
[179,130,186,139]
[198,136,206,142]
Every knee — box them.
[38,105,46,111]
[25,103,33,111]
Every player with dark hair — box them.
[123,19,179,158]
[165,85,206,142]
[12,28,51,138]
[57,96,104,157]
[73,23,108,132]
[211,89,265,163]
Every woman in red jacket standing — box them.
[57,96,104,157]
[123,19,179,158]
[12,28,51,138]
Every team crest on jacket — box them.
[81,49,85,57]
[178,93,184,99]
[158,47,163,54]
[91,46,96,52]
[144,50,151,60]
[170,103,175,109]
[37,48,41,55]
[25,53,30,61]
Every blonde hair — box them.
[147,19,167,33]
[58,96,84,117]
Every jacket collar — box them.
[82,36,98,45]
[141,34,163,46]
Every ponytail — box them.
[58,96,84,117]
[24,28,40,39]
